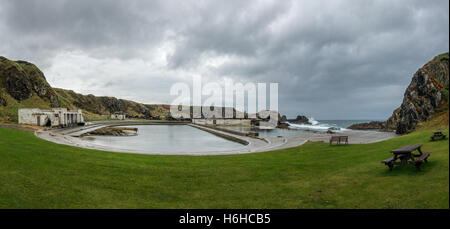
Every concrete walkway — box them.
[34,121,397,156]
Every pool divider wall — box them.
[193,124,272,143]
[95,120,191,126]
[200,125,259,138]
[189,124,250,145]
[76,121,255,146]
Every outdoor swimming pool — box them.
[220,126,315,137]
[81,125,245,153]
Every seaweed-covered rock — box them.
[82,127,138,136]
[348,121,386,130]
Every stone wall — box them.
[192,119,252,126]
[18,108,84,127]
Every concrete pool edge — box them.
[34,120,398,156]
[188,124,250,145]
[34,121,291,155]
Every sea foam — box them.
[287,117,348,132]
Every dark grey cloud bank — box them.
[0,0,448,119]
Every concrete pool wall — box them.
[35,120,398,155]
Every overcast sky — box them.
[1,0,448,119]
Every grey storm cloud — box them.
[0,0,448,119]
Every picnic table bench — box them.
[330,136,348,145]
[430,131,446,141]
[381,144,431,171]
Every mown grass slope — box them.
[0,115,448,209]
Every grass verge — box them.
[0,120,448,209]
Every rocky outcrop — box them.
[0,57,60,107]
[348,121,386,130]
[277,122,290,129]
[346,53,449,134]
[5,66,33,101]
[386,53,449,134]
[287,115,310,124]
[82,127,138,136]
[277,115,310,128]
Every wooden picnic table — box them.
[382,144,431,171]
[430,131,446,141]
[390,144,423,165]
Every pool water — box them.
[81,125,244,153]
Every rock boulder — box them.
[348,121,386,130]
[287,115,310,124]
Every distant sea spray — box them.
[287,117,377,132]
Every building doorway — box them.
[44,118,51,127]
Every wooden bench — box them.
[430,131,446,141]
[381,157,395,171]
[414,152,431,171]
[339,136,348,144]
[330,136,348,145]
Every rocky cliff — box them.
[0,57,59,107]
[0,56,170,122]
[386,53,449,134]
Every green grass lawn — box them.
[0,126,448,209]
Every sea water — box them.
[288,117,381,132]
[221,118,380,137]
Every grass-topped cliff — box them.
[386,52,449,134]
[349,53,449,134]
[0,56,170,122]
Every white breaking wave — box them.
[308,117,319,125]
[287,117,348,132]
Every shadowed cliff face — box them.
[5,65,33,101]
[386,53,449,134]
[0,57,59,107]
